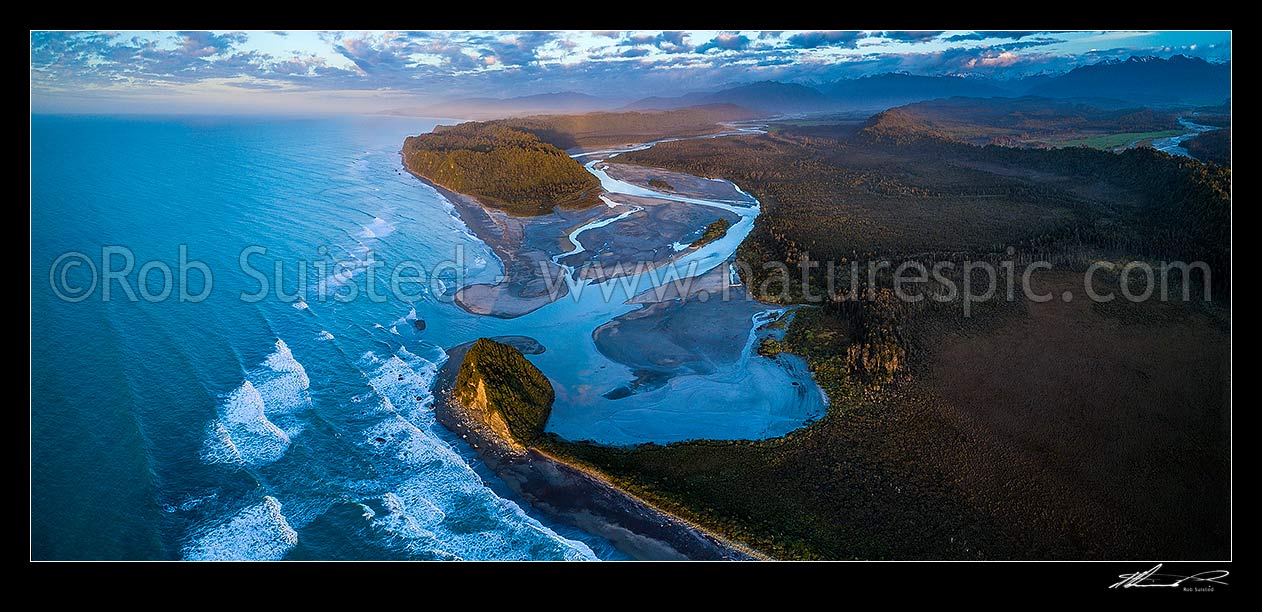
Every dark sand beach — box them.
[433,341,761,561]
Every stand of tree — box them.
[456,338,554,444]
[543,116,1230,560]
[403,122,602,216]
[1184,128,1231,167]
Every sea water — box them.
[31,114,622,560]
[30,114,823,560]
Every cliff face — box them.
[454,338,552,446]
[434,338,760,561]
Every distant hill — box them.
[626,81,830,114]
[492,104,761,149]
[623,92,712,111]
[395,54,1229,122]
[857,96,1181,147]
[390,91,621,120]
[1028,55,1231,106]
[825,73,1012,110]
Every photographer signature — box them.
[1110,564,1229,589]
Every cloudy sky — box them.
[30,30,1230,113]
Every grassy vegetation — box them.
[689,218,731,248]
[455,338,554,444]
[1056,129,1183,150]
[403,123,602,216]
[648,178,675,191]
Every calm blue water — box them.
[30,114,627,560]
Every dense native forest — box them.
[402,105,762,216]
[544,112,1231,560]
[623,118,1230,300]
[618,119,1228,395]
[455,338,554,444]
[402,123,603,216]
[425,99,1229,559]
[1184,128,1232,167]
[690,218,731,248]
[857,96,1183,147]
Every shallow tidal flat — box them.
[600,162,755,204]
[435,183,611,318]
[556,193,739,281]
[425,139,826,446]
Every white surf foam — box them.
[347,349,597,561]
[359,216,397,239]
[325,253,378,288]
[201,339,312,467]
[182,496,299,561]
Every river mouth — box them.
[438,129,828,446]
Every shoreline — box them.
[399,132,806,558]
[433,341,763,561]
[402,162,594,319]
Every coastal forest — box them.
[548,109,1230,559]
[455,338,554,445]
[403,123,603,216]
[402,105,759,216]
[424,97,1229,560]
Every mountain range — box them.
[388,55,1231,119]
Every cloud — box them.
[620,31,692,54]
[479,31,556,67]
[697,32,751,53]
[785,31,866,49]
[226,81,287,90]
[333,35,413,73]
[967,50,1022,68]
[177,31,248,58]
[878,31,944,43]
[29,30,1232,112]
[944,31,1046,42]
[993,37,1067,51]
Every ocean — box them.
[30,114,625,560]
